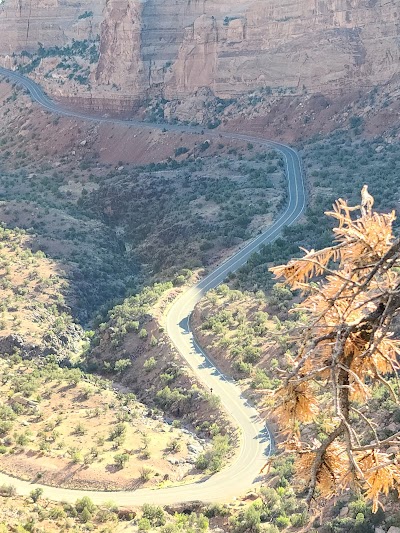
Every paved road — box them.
[0,66,306,505]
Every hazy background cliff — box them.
[0,0,399,102]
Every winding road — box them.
[0,66,306,505]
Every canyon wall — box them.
[0,0,399,100]
[0,0,103,55]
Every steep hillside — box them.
[228,128,400,295]
[86,282,234,444]
[0,355,210,491]
[81,147,285,276]
[0,224,85,359]
[0,76,290,318]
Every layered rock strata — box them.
[0,0,399,101]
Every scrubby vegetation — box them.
[86,282,234,446]
[194,283,302,388]
[0,84,286,319]
[81,149,285,276]
[231,130,400,293]
[19,39,99,86]
[2,58,400,531]
[0,163,136,322]
[0,480,392,533]
[0,165,136,321]
[0,224,84,353]
[0,353,208,489]
[0,492,121,531]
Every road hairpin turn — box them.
[0,66,306,505]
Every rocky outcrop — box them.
[0,334,27,354]
[94,0,400,99]
[95,0,146,97]
[0,0,103,54]
[164,14,219,98]
[1,0,400,102]
[0,321,84,360]
[0,334,43,358]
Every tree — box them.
[270,189,400,511]
[80,506,92,523]
[137,517,151,531]
[114,358,131,373]
[75,496,96,514]
[143,356,157,372]
[73,422,86,436]
[114,452,130,469]
[30,487,43,503]
[139,328,148,339]
[141,503,166,526]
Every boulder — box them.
[187,443,203,454]
[117,508,136,521]
[245,491,259,501]
[165,501,203,514]
[0,334,25,354]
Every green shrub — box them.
[290,511,308,527]
[232,505,261,532]
[348,499,367,517]
[75,496,96,514]
[139,328,148,339]
[114,358,131,373]
[144,357,157,372]
[150,335,158,347]
[275,515,290,529]
[109,423,126,441]
[80,507,92,523]
[174,147,189,157]
[48,506,66,519]
[114,453,130,468]
[196,435,230,473]
[138,517,151,531]
[142,503,166,526]
[30,488,43,503]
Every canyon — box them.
[0,0,399,106]
[0,2,400,529]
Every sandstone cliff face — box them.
[95,0,146,96]
[164,14,219,97]
[94,0,400,99]
[0,0,399,101]
[0,0,103,55]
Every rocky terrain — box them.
[1,2,400,530]
[1,0,399,110]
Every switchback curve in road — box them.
[0,66,306,505]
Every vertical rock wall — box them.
[0,0,399,100]
[95,0,146,97]
[94,0,400,98]
[0,0,103,54]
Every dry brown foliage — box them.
[270,189,400,511]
